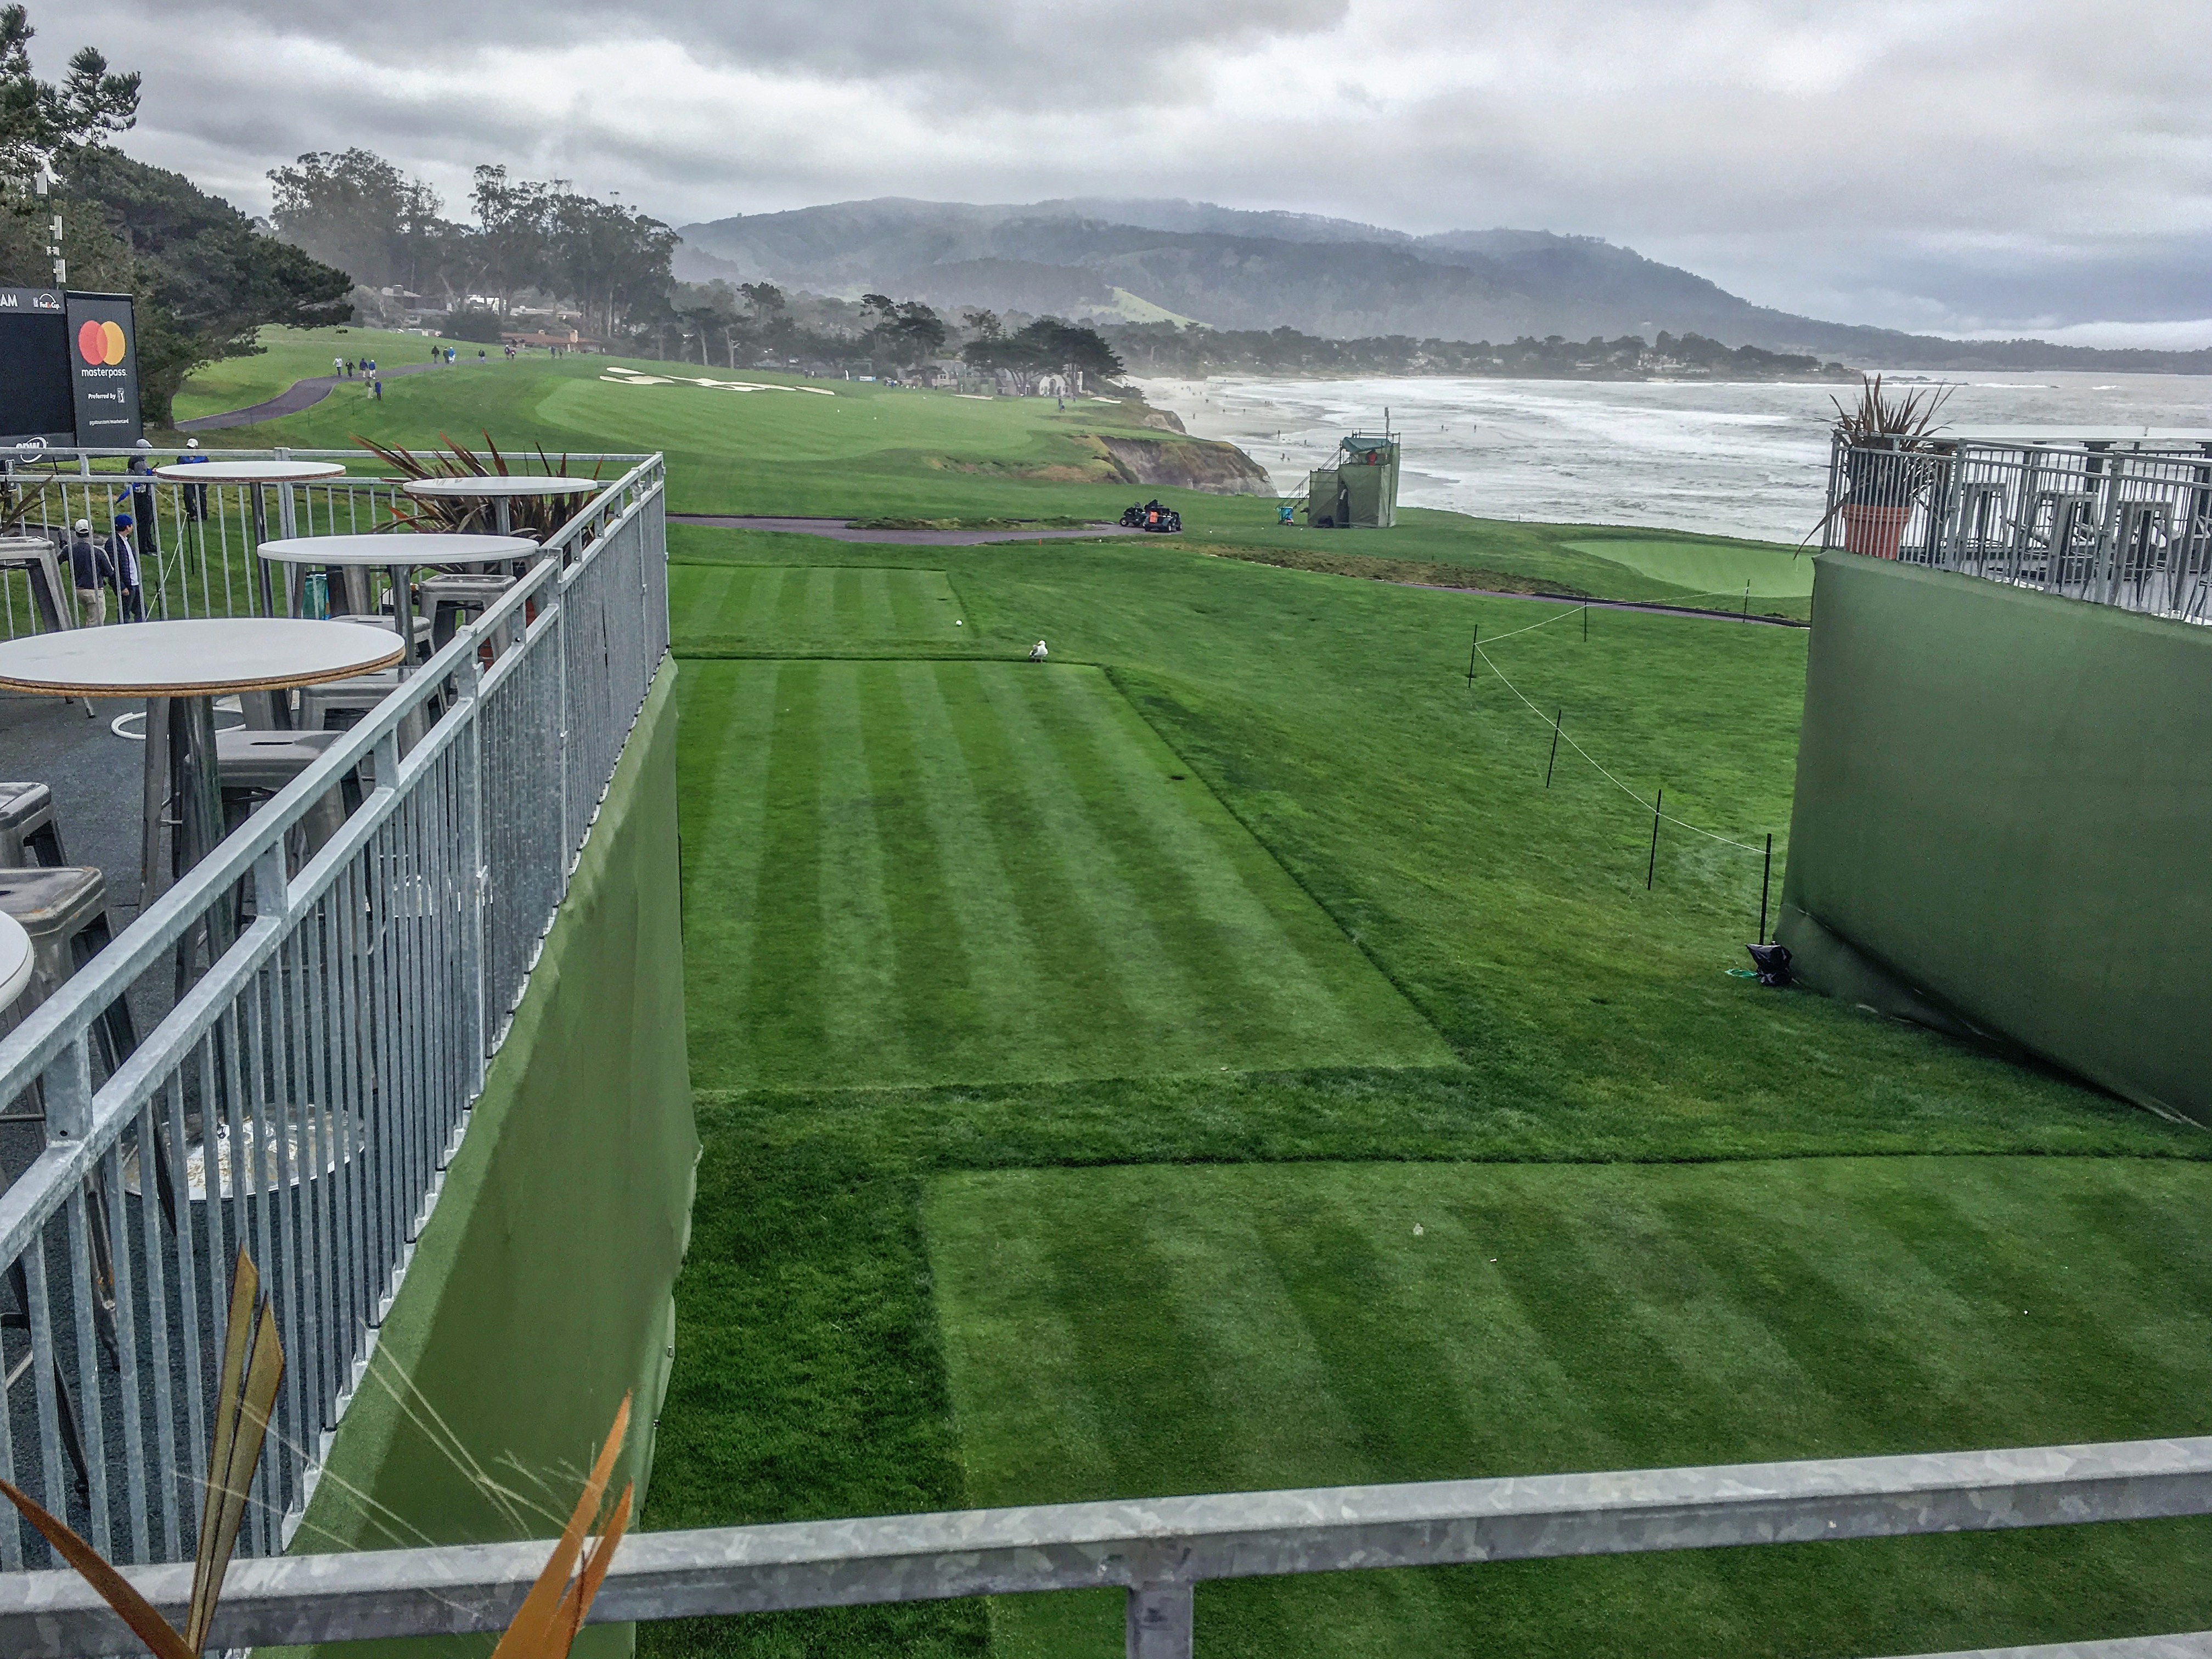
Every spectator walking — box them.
[334,355,345,377]
[66,519,113,625]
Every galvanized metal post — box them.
[1125,1583,1193,1659]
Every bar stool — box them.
[217,729,354,864]
[0,783,66,868]
[0,867,137,1071]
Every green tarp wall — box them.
[286,658,695,1659]
[1778,555,2212,1122]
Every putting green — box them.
[669,565,966,651]
[676,659,1450,1088]
[926,1155,2212,1658]
[1569,538,1816,599]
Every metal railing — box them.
[0,447,652,635]
[1,1434,2209,1657]
[0,450,669,1572]
[1820,433,2212,622]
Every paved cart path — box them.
[670,515,1143,546]
[178,360,478,431]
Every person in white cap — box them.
[66,520,114,625]
[1028,639,1048,662]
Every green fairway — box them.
[927,1156,2212,1658]
[185,327,1809,619]
[669,565,969,652]
[1569,536,1817,599]
[677,658,1449,1088]
[167,324,464,424]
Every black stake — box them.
[1545,708,1561,787]
[1646,786,1663,890]
[1582,601,1589,642]
[1466,624,1478,689]
[1742,580,1750,623]
[1758,831,1772,942]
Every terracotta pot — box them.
[1839,502,1910,559]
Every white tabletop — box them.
[0,913,31,1009]
[153,460,348,484]
[256,533,538,567]
[403,476,599,498]
[0,619,403,697]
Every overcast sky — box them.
[45,0,2212,343]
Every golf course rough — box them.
[678,659,1450,1088]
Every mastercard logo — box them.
[76,319,126,366]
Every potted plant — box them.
[1821,375,1953,560]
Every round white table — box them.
[257,534,537,675]
[0,913,32,1011]
[402,476,599,537]
[0,620,403,909]
[155,460,351,615]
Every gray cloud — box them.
[38,0,2212,339]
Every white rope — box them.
[1471,632,1765,856]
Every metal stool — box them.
[0,783,65,868]
[0,867,137,1075]
[418,572,515,650]
[217,729,353,855]
[299,668,406,732]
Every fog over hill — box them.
[677,199,2212,373]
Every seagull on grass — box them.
[1029,639,1049,662]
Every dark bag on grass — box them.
[1745,943,1792,988]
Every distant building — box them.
[500,328,605,354]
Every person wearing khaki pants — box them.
[66,520,113,627]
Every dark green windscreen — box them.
[1780,555,2212,1122]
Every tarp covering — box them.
[1779,554,2212,1122]
[287,659,696,1659]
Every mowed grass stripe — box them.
[675,661,784,1087]
[965,666,1212,1046]
[1044,669,1386,1056]
[815,663,910,1074]
[890,662,1094,1073]
[738,563,788,637]
[930,1158,2212,1659]
[677,660,1446,1088]
[669,564,965,651]
[735,663,830,1065]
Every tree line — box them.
[1096,322,1851,381]
[0,4,351,422]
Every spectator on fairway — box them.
[67,520,113,625]
[334,355,345,377]
[1029,639,1048,662]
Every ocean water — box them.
[1137,373,2212,545]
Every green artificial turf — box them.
[669,565,969,653]
[926,1156,2212,1658]
[677,659,1449,1088]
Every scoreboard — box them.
[0,288,142,448]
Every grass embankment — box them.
[176,340,2212,1654]
[185,334,1813,618]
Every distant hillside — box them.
[676,199,2212,374]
